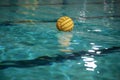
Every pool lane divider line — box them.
[0,15,120,25]
[0,2,120,7]
[0,46,120,70]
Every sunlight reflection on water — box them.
[82,56,97,71]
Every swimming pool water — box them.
[0,0,120,80]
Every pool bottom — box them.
[0,46,119,70]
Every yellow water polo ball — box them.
[56,16,74,32]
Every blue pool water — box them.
[0,0,120,80]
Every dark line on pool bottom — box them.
[0,15,120,26]
[0,46,120,70]
[0,2,120,7]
